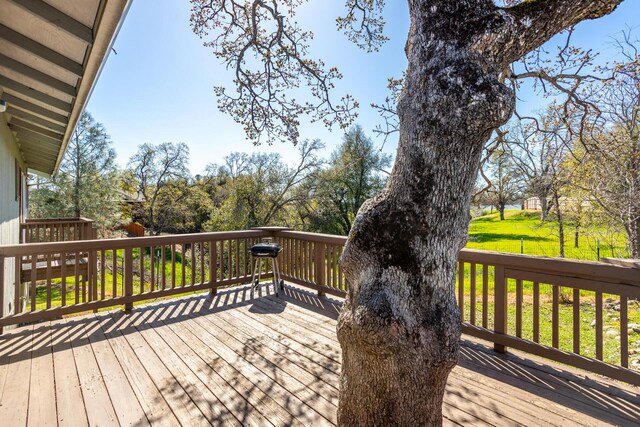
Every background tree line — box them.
[30,120,390,238]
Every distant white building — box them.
[524,197,592,211]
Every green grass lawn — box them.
[466,210,629,260]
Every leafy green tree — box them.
[127,142,190,234]
[311,125,390,234]
[28,112,120,234]
[205,139,323,230]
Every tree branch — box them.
[475,0,623,66]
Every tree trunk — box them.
[625,218,640,259]
[498,203,506,221]
[540,196,549,222]
[334,1,621,424]
[337,3,514,424]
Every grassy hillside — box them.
[466,210,629,260]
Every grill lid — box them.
[250,243,282,257]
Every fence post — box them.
[315,242,326,297]
[493,264,508,353]
[124,248,133,311]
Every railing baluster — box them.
[209,241,217,295]
[552,285,559,349]
[150,246,155,291]
[124,248,133,311]
[482,265,488,329]
[620,296,628,368]
[100,250,105,299]
[596,291,603,360]
[233,239,240,277]
[140,246,145,294]
[173,243,178,288]
[161,245,166,290]
[75,253,81,304]
[327,244,333,288]
[14,255,21,314]
[46,254,52,309]
[201,242,206,284]
[227,240,232,280]
[458,261,464,321]
[470,262,476,325]
[61,252,67,306]
[112,249,118,297]
[30,255,36,311]
[191,243,196,285]
[493,264,507,353]
[244,238,249,277]
[307,240,312,281]
[533,282,539,343]
[516,279,522,338]
[333,246,340,288]
[219,241,224,281]
[573,288,580,354]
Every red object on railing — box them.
[124,222,145,237]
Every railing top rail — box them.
[459,248,640,286]
[22,217,94,225]
[275,229,348,245]
[0,229,270,256]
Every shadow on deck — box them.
[0,284,638,426]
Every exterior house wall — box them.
[0,112,25,319]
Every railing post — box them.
[124,248,133,312]
[493,264,508,353]
[315,242,326,297]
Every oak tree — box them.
[190,0,624,424]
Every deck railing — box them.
[1,227,639,385]
[0,229,272,328]
[271,229,640,386]
[20,217,97,243]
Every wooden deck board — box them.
[27,321,56,426]
[86,314,148,426]
[70,317,119,426]
[0,283,638,427]
[50,318,89,427]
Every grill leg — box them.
[273,258,283,296]
[251,257,262,295]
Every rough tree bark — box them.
[337,1,623,425]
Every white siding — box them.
[0,112,23,318]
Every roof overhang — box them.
[0,0,131,175]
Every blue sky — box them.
[87,1,638,175]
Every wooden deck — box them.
[1,285,638,427]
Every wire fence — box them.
[465,237,630,261]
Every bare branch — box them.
[190,0,358,145]
[337,0,388,52]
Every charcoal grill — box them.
[250,242,284,296]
